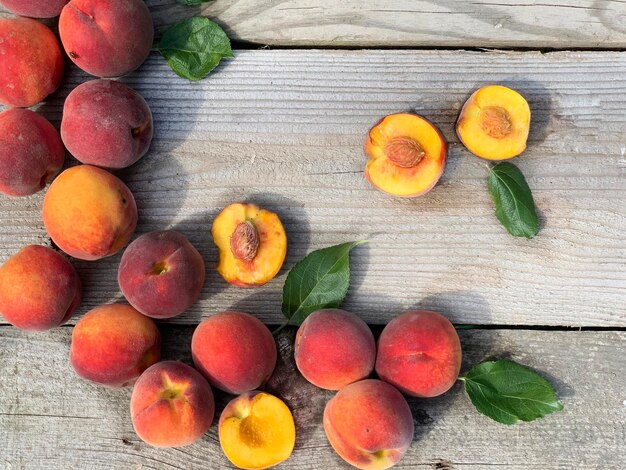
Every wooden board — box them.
[137,0,626,49]
[1,326,624,469]
[1,49,624,327]
[2,1,626,49]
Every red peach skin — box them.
[61,79,153,169]
[0,18,64,107]
[131,361,214,447]
[192,312,277,394]
[118,230,205,319]
[0,109,65,196]
[375,310,462,397]
[0,0,69,18]
[0,245,81,331]
[295,309,375,390]
[59,0,154,78]
[70,304,161,387]
[323,379,414,470]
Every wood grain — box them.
[0,326,624,469]
[134,0,626,49]
[2,50,625,327]
[2,1,626,49]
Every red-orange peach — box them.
[0,245,81,331]
[192,312,277,394]
[294,309,375,390]
[323,379,414,470]
[0,0,69,18]
[0,18,64,107]
[375,310,461,398]
[43,165,138,260]
[70,304,160,387]
[118,231,205,319]
[61,79,153,169]
[130,361,214,447]
[59,0,154,78]
[0,109,65,197]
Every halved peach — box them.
[456,85,531,160]
[364,113,447,197]
[219,391,296,469]
[211,203,287,287]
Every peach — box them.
[0,18,64,107]
[70,304,160,387]
[323,379,414,470]
[457,85,531,160]
[192,312,277,394]
[0,0,69,18]
[0,245,81,331]
[42,165,138,260]
[61,79,153,169]
[118,230,205,319]
[364,113,447,197]
[211,203,287,287]
[0,109,65,197]
[59,0,154,78]
[219,391,295,469]
[130,361,214,448]
[375,310,461,398]
[294,309,375,390]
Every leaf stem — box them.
[272,320,289,336]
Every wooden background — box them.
[1,1,625,469]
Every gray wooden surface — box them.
[2,1,626,48]
[150,0,626,48]
[1,327,624,469]
[1,3,625,469]
[1,50,624,327]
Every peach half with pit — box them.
[364,113,447,197]
[456,85,531,160]
[211,203,287,287]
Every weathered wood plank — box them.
[149,0,626,49]
[2,1,626,49]
[0,326,624,469]
[1,50,625,327]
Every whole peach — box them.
[61,79,153,169]
[70,304,160,387]
[131,361,214,447]
[0,109,65,197]
[0,245,81,331]
[323,379,414,470]
[375,310,462,398]
[0,18,64,107]
[295,309,375,390]
[59,0,154,78]
[118,231,205,319]
[192,312,277,394]
[43,165,138,260]
[0,0,69,18]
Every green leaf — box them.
[282,241,367,326]
[487,162,539,239]
[460,359,563,425]
[154,17,233,81]
[177,0,212,4]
